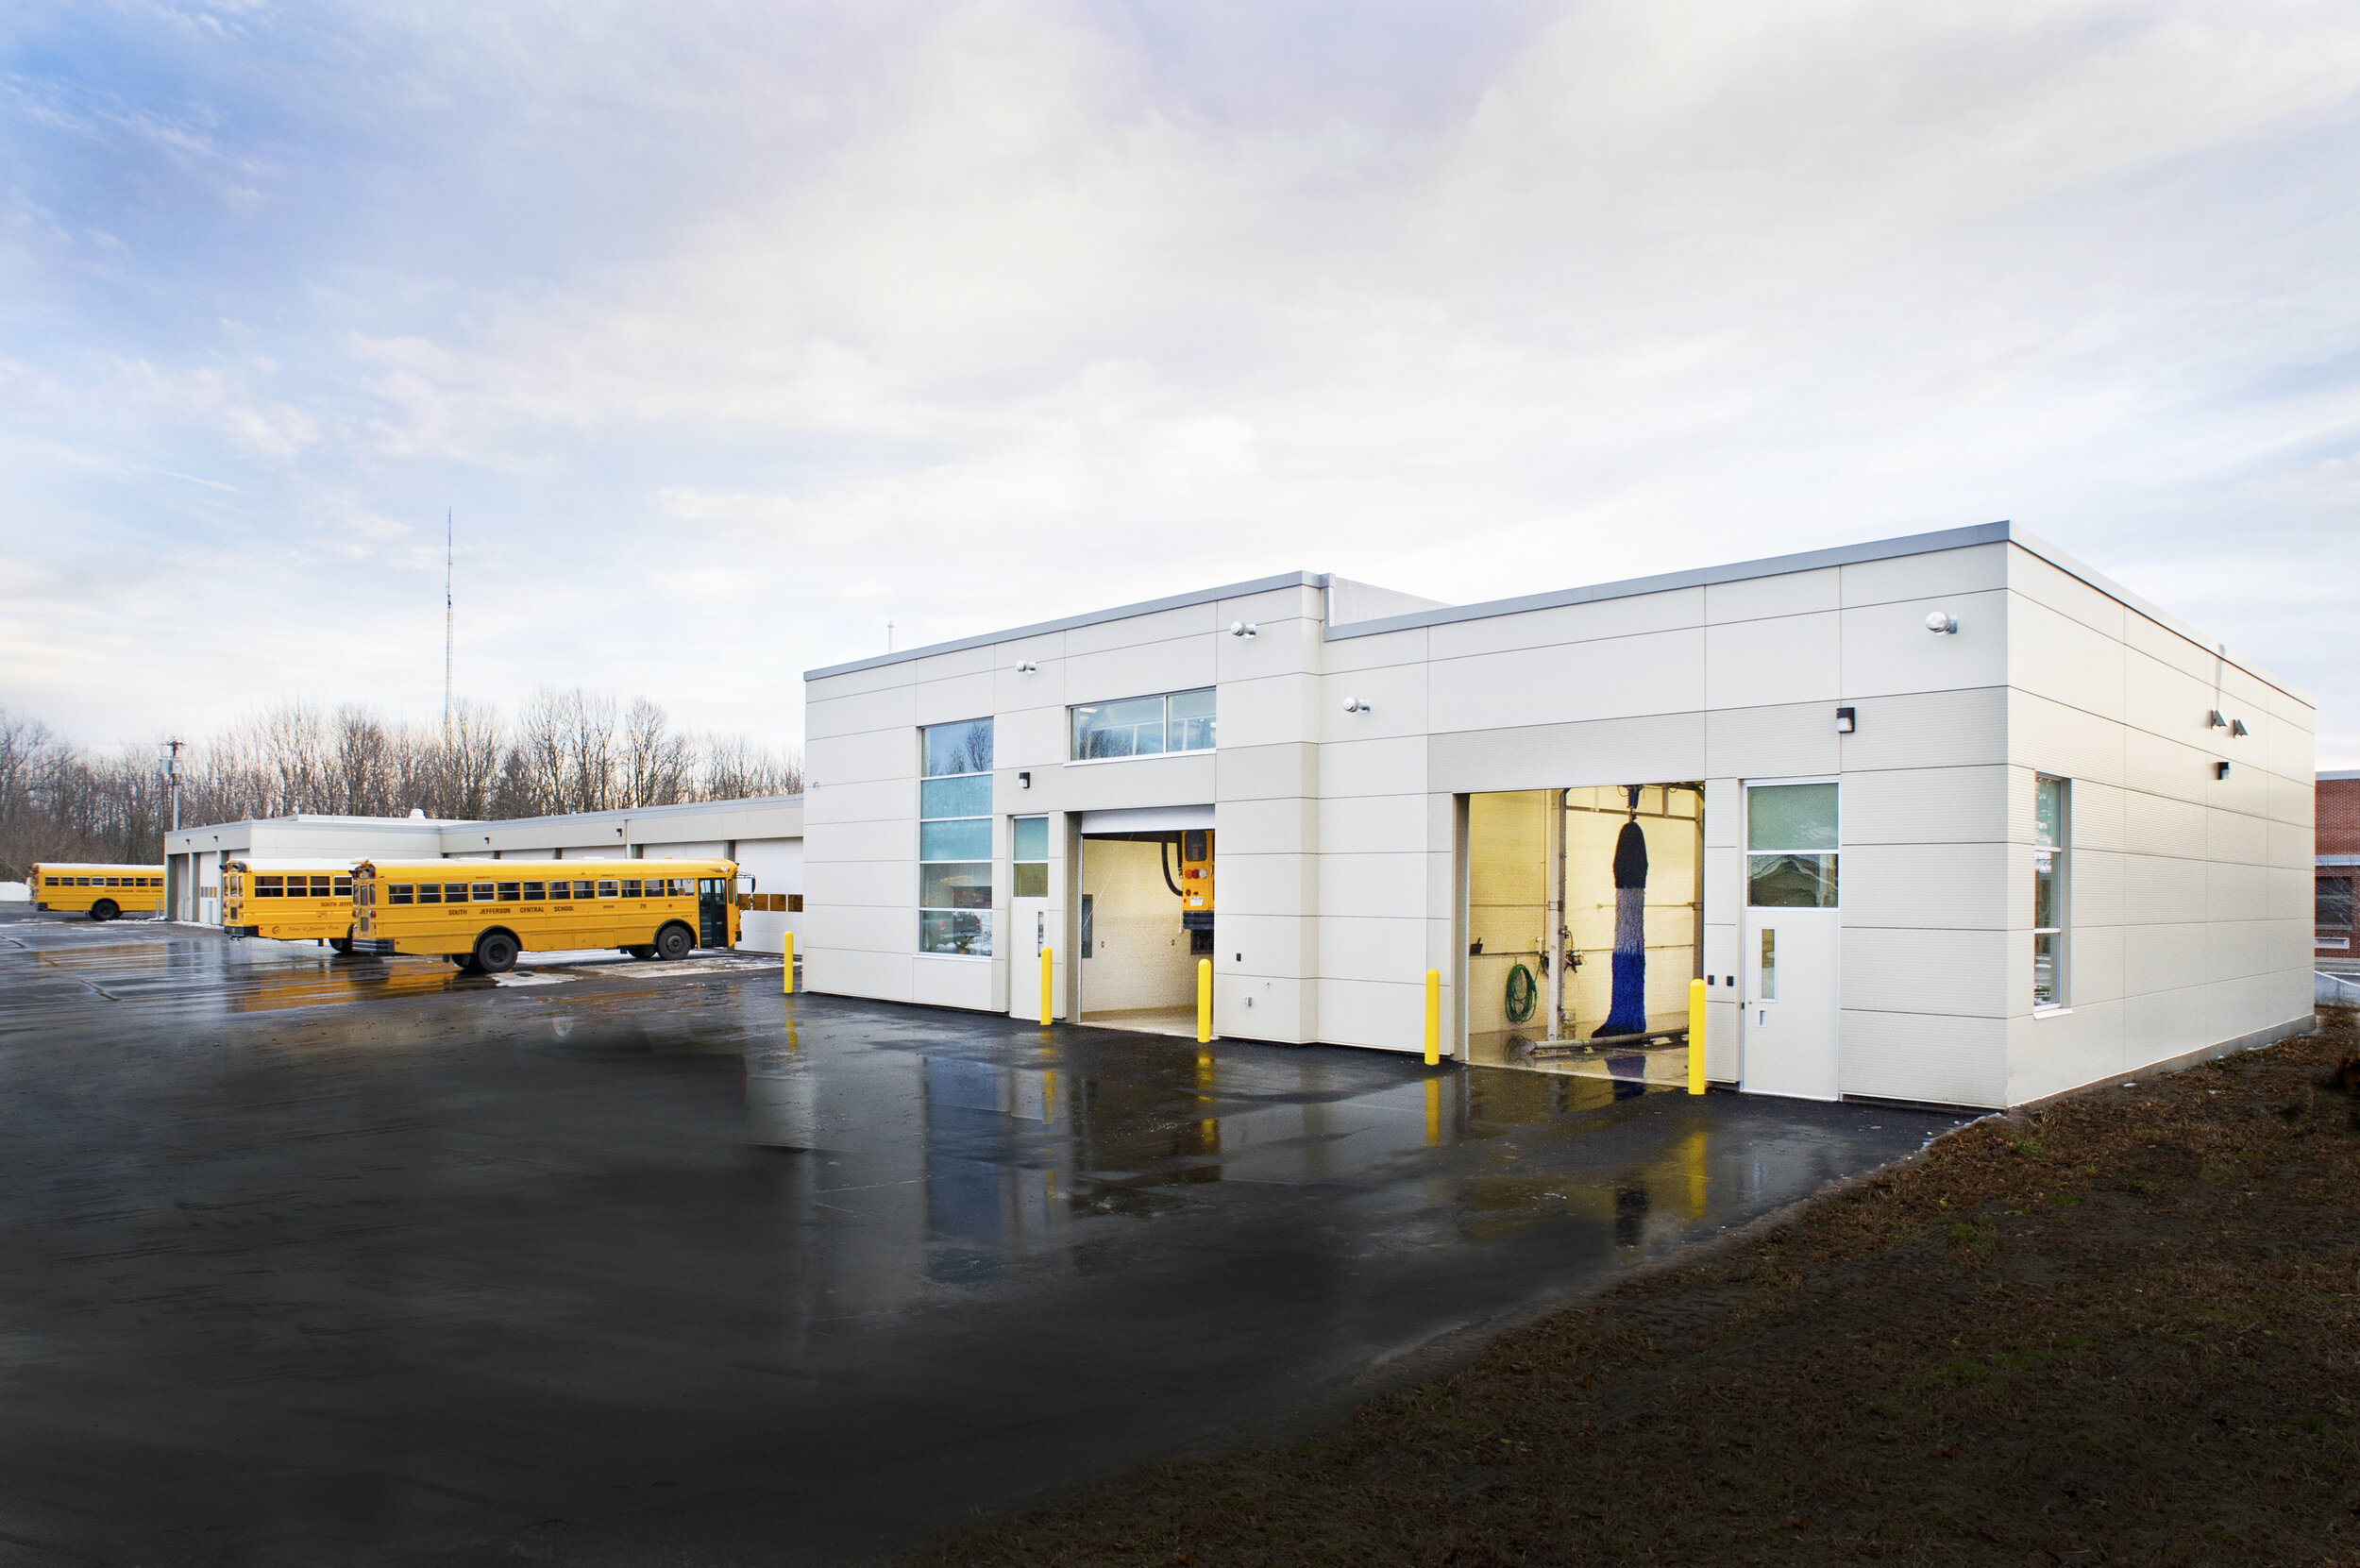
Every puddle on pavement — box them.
[740,1009,1967,1293]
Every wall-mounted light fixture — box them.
[2230,718,2249,737]
[1925,611,1958,634]
[1229,621,1258,638]
[1835,706,1857,733]
[1341,697,1372,714]
[2215,761,2232,780]
[1015,660,1037,673]
[1017,771,1032,790]
[2208,710,2228,730]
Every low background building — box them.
[164,795,804,953]
[2318,768,2358,974]
[802,521,2315,1110]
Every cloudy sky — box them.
[5,0,2358,762]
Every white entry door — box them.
[1008,898,1050,1020]
[1740,907,1840,1098]
[1739,779,1842,1101]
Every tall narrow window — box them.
[2033,775,2069,1009]
[919,718,994,955]
[1746,783,1838,907]
[1012,816,1049,899]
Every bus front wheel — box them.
[472,932,519,975]
[653,923,694,962]
[90,900,118,922]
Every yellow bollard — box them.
[1196,957,1212,1044]
[1040,945,1054,1026]
[783,931,795,995]
[1424,968,1441,1067]
[1687,976,1706,1094]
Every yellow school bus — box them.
[30,863,165,920]
[349,859,740,973]
[223,860,358,952]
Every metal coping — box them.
[801,523,2309,706]
[2319,769,2360,781]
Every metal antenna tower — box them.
[444,508,454,742]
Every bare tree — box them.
[1,689,801,875]
[435,700,506,820]
[621,698,693,808]
[333,705,392,817]
[695,733,803,801]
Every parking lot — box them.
[0,909,1965,1566]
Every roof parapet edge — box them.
[803,571,1328,682]
[1322,520,2310,708]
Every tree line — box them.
[0,693,803,880]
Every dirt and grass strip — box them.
[907,1014,2360,1566]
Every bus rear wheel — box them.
[471,932,519,975]
[624,944,656,960]
[329,936,354,956]
[90,900,118,922]
[653,923,694,962]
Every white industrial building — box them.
[163,795,806,953]
[801,522,2317,1109]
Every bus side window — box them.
[415,883,440,904]
[472,883,497,902]
[549,881,572,901]
[496,881,520,902]
[521,881,546,902]
[597,880,619,900]
[389,885,413,904]
[674,878,693,897]
[447,883,472,902]
[333,876,352,897]
[575,880,596,900]
[257,876,283,897]
[619,878,641,899]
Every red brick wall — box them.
[2321,777,2360,858]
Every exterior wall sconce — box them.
[2230,718,2249,737]
[1017,771,1032,789]
[1341,697,1372,714]
[2208,710,2228,729]
[1925,611,1958,634]
[1835,706,1856,733]
[2215,761,2232,780]
[1015,660,1037,673]
[1229,621,1257,637]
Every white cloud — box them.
[3,0,2358,756]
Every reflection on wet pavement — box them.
[0,911,1968,1567]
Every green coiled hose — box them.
[1505,962,1538,1024]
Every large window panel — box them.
[1167,687,1217,750]
[1071,696,1167,760]
[919,717,994,955]
[1069,687,1216,761]
[924,718,994,779]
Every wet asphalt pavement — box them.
[0,909,1967,1566]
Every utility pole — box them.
[165,737,183,831]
